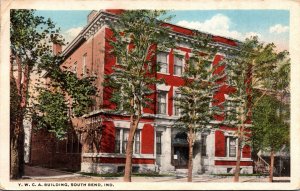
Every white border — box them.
[1,0,300,190]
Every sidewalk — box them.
[22,165,290,183]
[23,165,83,180]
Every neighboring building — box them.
[29,10,253,174]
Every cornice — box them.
[62,11,118,58]
[62,10,241,60]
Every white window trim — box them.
[156,84,171,116]
[157,90,169,116]
[226,136,238,158]
[155,131,163,155]
[115,128,141,154]
[173,50,186,77]
[82,53,87,76]
[157,51,170,75]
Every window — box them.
[157,52,168,73]
[82,53,87,76]
[157,91,167,114]
[173,91,181,116]
[116,129,141,154]
[156,132,162,155]
[73,61,77,74]
[174,55,184,76]
[134,132,140,154]
[201,135,207,156]
[122,129,129,154]
[229,137,237,157]
[115,129,121,153]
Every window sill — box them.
[157,72,170,75]
[214,157,253,161]
[173,74,183,77]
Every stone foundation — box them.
[81,162,156,174]
[209,166,253,174]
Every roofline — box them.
[61,10,241,60]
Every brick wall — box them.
[30,128,81,171]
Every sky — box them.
[35,10,289,51]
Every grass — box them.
[80,172,173,177]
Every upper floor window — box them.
[157,52,168,73]
[82,53,87,76]
[157,91,167,114]
[73,61,77,74]
[174,55,184,76]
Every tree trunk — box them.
[187,129,194,182]
[124,116,140,182]
[10,54,28,179]
[10,113,25,179]
[269,150,275,182]
[234,136,242,182]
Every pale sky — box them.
[35,10,289,51]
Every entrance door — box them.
[174,146,189,169]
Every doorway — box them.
[174,146,189,169]
[172,132,189,169]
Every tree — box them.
[33,68,98,140]
[223,36,289,182]
[10,9,63,179]
[105,10,175,182]
[252,94,289,182]
[10,10,98,179]
[252,60,290,182]
[174,35,220,182]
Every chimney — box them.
[53,43,62,56]
[87,10,98,24]
[105,9,125,15]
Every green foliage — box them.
[223,36,289,141]
[34,52,97,139]
[10,9,64,69]
[174,35,220,135]
[34,90,69,139]
[252,95,289,152]
[105,10,175,115]
[10,10,97,138]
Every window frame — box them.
[82,53,87,76]
[156,131,162,155]
[174,54,184,76]
[226,136,237,158]
[157,52,169,74]
[114,128,121,153]
[115,128,141,154]
[201,134,207,156]
[157,91,168,115]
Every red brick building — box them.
[29,10,253,174]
